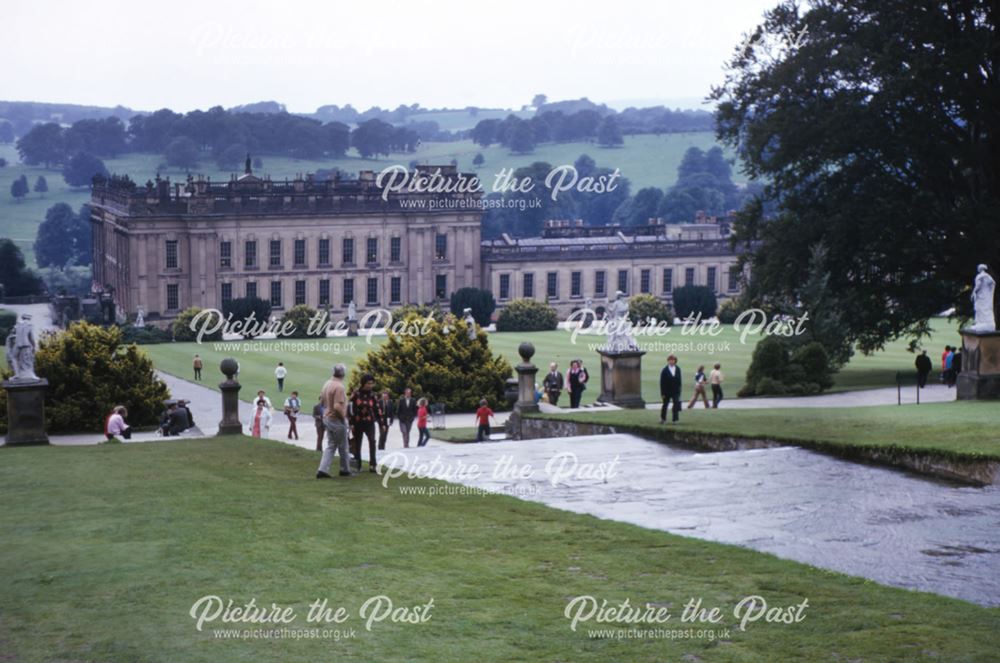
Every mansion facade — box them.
[90,164,744,324]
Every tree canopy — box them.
[712,0,1000,352]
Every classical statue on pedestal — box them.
[135,306,146,328]
[971,264,996,332]
[604,291,639,353]
[347,300,357,322]
[5,314,40,381]
[463,308,476,340]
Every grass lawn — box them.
[535,400,1000,461]
[0,437,997,661]
[0,133,727,267]
[142,319,963,409]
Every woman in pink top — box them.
[105,405,131,442]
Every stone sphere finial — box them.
[518,342,535,363]
[220,357,239,380]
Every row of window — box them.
[168,235,450,271]
[497,266,740,300]
[208,276,449,310]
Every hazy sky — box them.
[2,0,777,113]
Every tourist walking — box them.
[397,388,417,448]
[349,374,379,472]
[254,390,273,410]
[316,363,353,478]
[945,347,956,387]
[312,395,325,451]
[567,359,589,408]
[247,399,271,438]
[192,354,202,381]
[659,355,682,423]
[940,345,950,383]
[377,391,395,450]
[687,365,710,409]
[915,350,932,388]
[475,399,495,442]
[543,363,564,406]
[416,398,431,447]
[105,405,131,442]
[275,362,287,392]
[709,363,724,408]
[283,391,301,440]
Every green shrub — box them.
[172,306,223,342]
[280,304,325,338]
[740,336,835,397]
[119,324,172,345]
[628,293,672,325]
[351,313,512,411]
[449,287,497,327]
[0,322,170,433]
[496,299,559,332]
[392,303,443,322]
[672,285,717,319]
[717,298,743,324]
[222,297,271,339]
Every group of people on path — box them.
[940,345,963,388]
[659,356,724,424]
[541,359,590,408]
[314,364,438,478]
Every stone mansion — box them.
[90,163,744,324]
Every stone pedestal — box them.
[347,320,359,337]
[217,357,243,435]
[515,364,539,413]
[2,378,49,445]
[957,329,1000,400]
[596,349,646,408]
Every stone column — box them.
[217,358,243,435]
[2,378,49,445]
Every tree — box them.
[473,153,485,167]
[449,287,496,327]
[62,152,109,187]
[280,304,325,339]
[216,143,247,170]
[712,0,1000,352]
[222,296,272,339]
[33,175,48,197]
[172,306,223,342]
[0,238,45,296]
[351,119,395,158]
[0,322,171,433]
[507,120,536,154]
[532,94,548,108]
[612,187,664,226]
[471,119,500,147]
[164,136,200,169]
[628,293,672,325]
[351,313,511,412]
[10,174,28,202]
[496,299,559,332]
[597,116,624,147]
[16,122,65,167]
[0,121,14,144]
[35,202,90,268]
[671,285,717,319]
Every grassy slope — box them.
[0,133,726,266]
[535,401,1000,461]
[0,437,996,662]
[142,319,963,409]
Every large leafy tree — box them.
[712,0,1000,352]
[35,203,91,269]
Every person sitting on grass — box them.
[475,399,495,442]
[248,399,271,438]
[105,405,131,442]
[416,398,431,447]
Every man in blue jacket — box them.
[660,354,682,424]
